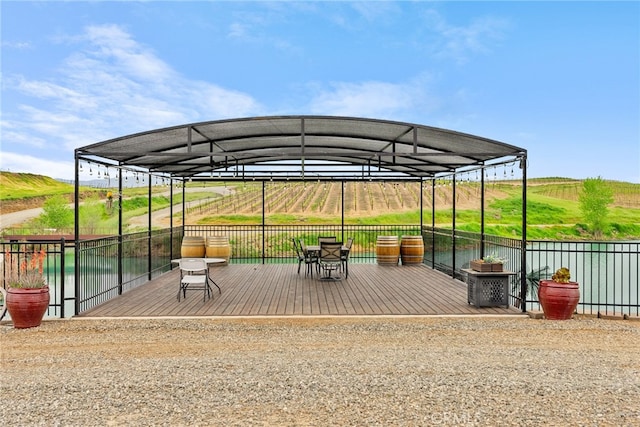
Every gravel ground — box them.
[2,316,639,426]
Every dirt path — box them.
[0,207,45,228]
[127,186,233,228]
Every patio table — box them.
[306,245,350,279]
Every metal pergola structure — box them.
[74,115,529,308]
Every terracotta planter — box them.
[538,280,579,320]
[6,286,50,329]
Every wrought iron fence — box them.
[2,227,116,236]
[185,224,421,263]
[423,227,639,316]
[1,239,68,319]
[75,228,181,314]
[527,240,639,316]
[422,227,523,278]
[3,226,638,318]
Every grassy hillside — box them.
[0,172,75,200]
[1,172,639,240]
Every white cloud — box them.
[0,127,47,149]
[2,24,263,160]
[1,40,31,49]
[84,24,174,83]
[16,78,82,100]
[422,9,510,64]
[0,151,75,181]
[308,76,438,120]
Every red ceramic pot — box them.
[6,286,50,329]
[538,280,579,320]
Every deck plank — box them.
[79,263,521,317]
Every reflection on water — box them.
[527,241,639,313]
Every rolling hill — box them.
[1,171,639,240]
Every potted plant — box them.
[511,266,549,309]
[538,267,580,320]
[470,254,506,272]
[3,249,50,328]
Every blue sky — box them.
[1,1,639,182]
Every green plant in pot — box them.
[511,265,549,309]
[4,249,50,328]
[538,267,580,320]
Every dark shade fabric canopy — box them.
[76,115,526,181]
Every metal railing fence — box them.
[185,224,421,263]
[2,226,638,317]
[75,228,181,314]
[422,227,523,307]
[1,239,68,319]
[422,227,523,277]
[527,240,639,316]
[422,227,639,316]
[2,227,116,236]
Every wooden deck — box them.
[79,263,523,317]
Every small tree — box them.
[79,197,104,234]
[39,195,73,230]
[579,176,613,238]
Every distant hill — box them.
[1,171,639,239]
[2,171,639,208]
[0,172,74,201]
[0,172,105,213]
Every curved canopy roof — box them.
[76,115,526,181]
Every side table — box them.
[462,268,515,308]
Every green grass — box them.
[0,172,77,200]
[2,172,640,240]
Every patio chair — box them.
[299,239,318,277]
[319,242,343,280]
[341,237,354,279]
[318,236,337,245]
[178,258,216,302]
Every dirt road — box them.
[0,186,232,230]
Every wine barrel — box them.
[181,236,205,258]
[376,236,399,265]
[206,236,231,262]
[400,235,424,265]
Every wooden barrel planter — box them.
[206,236,231,262]
[376,236,400,265]
[400,235,424,265]
[181,236,205,258]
